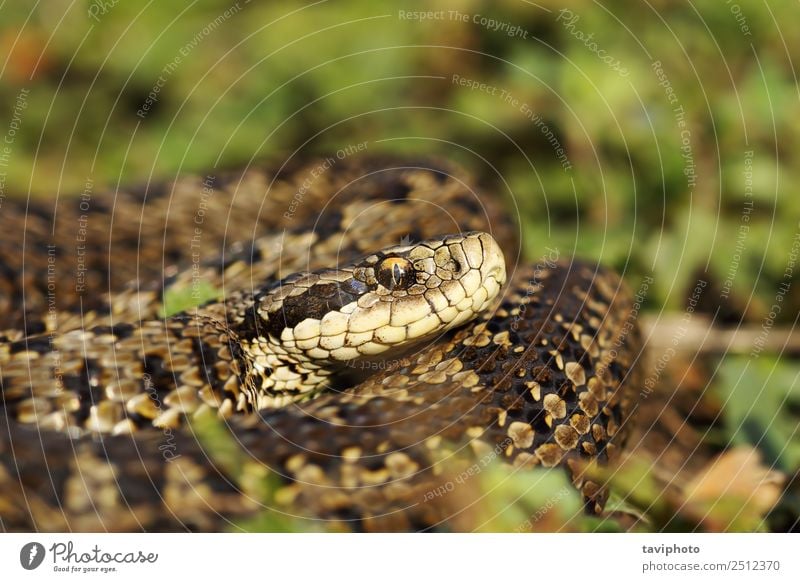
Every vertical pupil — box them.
[379,259,409,290]
[393,263,404,287]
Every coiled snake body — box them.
[0,157,641,531]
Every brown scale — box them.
[0,156,515,335]
[0,305,245,435]
[0,155,514,426]
[0,256,641,531]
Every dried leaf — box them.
[681,446,785,532]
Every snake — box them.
[0,156,641,531]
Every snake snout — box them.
[476,232,507,286]
[459,232,505,318]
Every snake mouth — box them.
[259,231,507,365]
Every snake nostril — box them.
[491,261,507,280]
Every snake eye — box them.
[377,257,412,290]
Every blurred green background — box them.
[1,0,798,530]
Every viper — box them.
[0,156,641,531]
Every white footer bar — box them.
[1,533,796,580]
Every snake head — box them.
[257,231,506,364]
